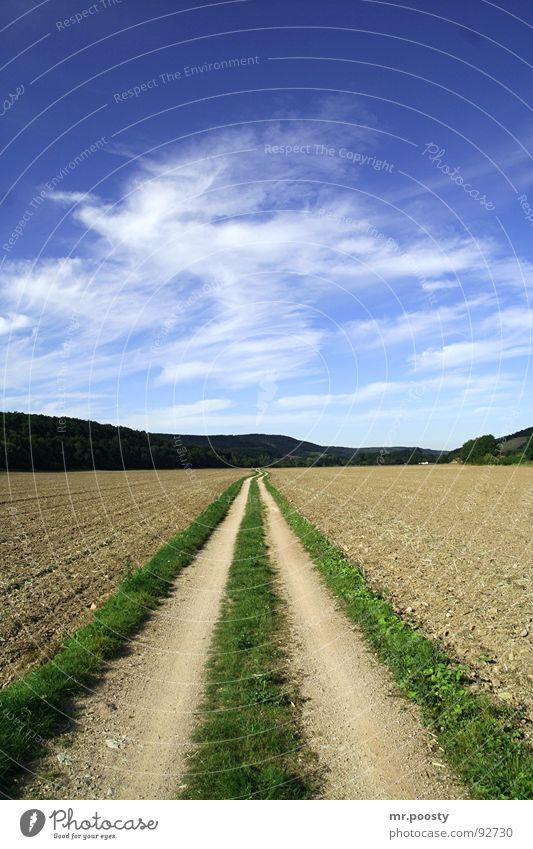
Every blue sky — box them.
[1,0,532,449]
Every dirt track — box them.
[23,474,465,800]
[23,478,250,801]
[258,478,462,800]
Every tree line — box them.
[459,432,533,464]
[1,412,449,471]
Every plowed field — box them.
[0,469,242,685]
[270,466,533,726]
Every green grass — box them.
[0,477,246,798]
[179,478,316,799]
[265,476,533,801]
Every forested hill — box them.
[1,412,445,471]
[451,428,533,464]
[155,432,354,458]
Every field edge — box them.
[264,475,532,801]
[0,475,247,798]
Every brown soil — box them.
[24,475,463,801]
[258,477,463,800]
[269,466,533,726]
[0,469,242,686]
[21,478,251,801]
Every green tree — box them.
[459,434,497,464]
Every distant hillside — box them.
[498,426,533,455]
[154,431,342,459]
[500,425,533,441]
[1,412,446,471]
[166,433,444,460]
[450,427,533,465]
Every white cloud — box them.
[155,361,214,384]
[2,123,532,443]
[421,279,458,292]
[0,312,32,334]
[413,340,531,371]
[410,308,533,372]
[275,371,518,412]
[123,399,232,432]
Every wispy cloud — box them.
[2,122,532,443]
[0,312,32,334]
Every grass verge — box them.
[265,475,532,800]
[0,477,246,798]
[179,478,316,799]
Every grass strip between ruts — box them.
[179,477,316,799]
[264,475,532,801]
[0,476,246,797]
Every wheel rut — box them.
[23,478,251,801]
[23,474,464,800]
[258,477,463,800]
